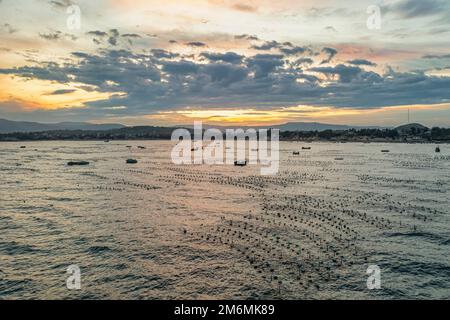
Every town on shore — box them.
[0,123,449,143]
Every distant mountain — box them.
[273,122,380,131]
[180,122,383,131]
[0,119,126,133]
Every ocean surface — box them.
[0,141,449,299]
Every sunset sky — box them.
[1,0,450,127]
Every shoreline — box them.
[1,139,449,144]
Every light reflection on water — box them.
[0,141,449,299]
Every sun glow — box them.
[0,75,119,111]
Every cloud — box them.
[87,30,108,37]
[347,59,377,67]
[251,41,310,56]
[231,4,257,12]
[46,89,77,95]
[235,34,259,41]
[151,49,179,59]
[1,46,450,120]
[422,53,450,59]
[251,40,281,51]
[293,58,314,66]
[199,52,244,64]
[122,33,141,38]
[2,23,18,34]
[49,0,74,9]
[320,47,337,64]
[186,41,207,47]
[385,0,448,19]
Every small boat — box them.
[234,160,247,166]
[20,146,26,149]
[335,157,344,160]
[302,147,311,150]
[126,159,138,164]
[67,161,89,166]
[381,150,390,153]
[104,140,110,142]
[137,146,146,149]
[435,146,440,153]
[293,151,300,155]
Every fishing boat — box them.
[293,151,300,155]
[126,159,138,164]
[435,146,440,153]
[302,146,311,150]
[234,160,247,166]
[67,161,89,166]
[381,149,390,153]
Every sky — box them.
[0,0,450,127]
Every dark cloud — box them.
[46,89,77,95]
[151,49,179,59]
[199,52,244,64]
[108,29,120,46]
[280,46,308,56]
[251,40,281,51]
[247,54,284,78]
[1,47,450,120]
[320,47,337,64]
[87,30,108,37]
[122,33,141,38]
[347,59,377,67]
[293,58,314,66]
[235,34,259,41]
[310,64,365,83]
[161,60,199,74]
[252,41,310,56]
[186,41,207,47]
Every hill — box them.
[0,119,125,133]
